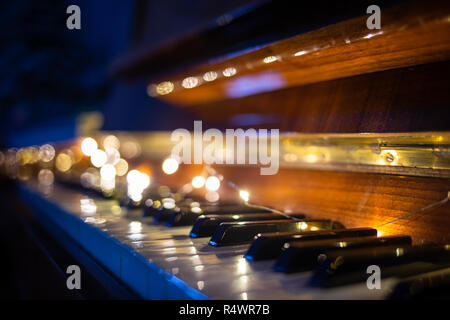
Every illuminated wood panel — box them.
[146,1,450,106]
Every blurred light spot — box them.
[203,71,218,82]
[121,141,141,159]
[205,191,220,202]
[55,153,72,172]
[114,159,128,176]
[39,144,55,162]
[91,149,107,167]
[80,197,96,215]
[38,169,54,186]
[182,77,199,89]
[129,221,142,233]
[162,158,179,175]
[100,164,116,180]
[103,135,120,150]
[105,147,120,165]
[192,176,205,188]
[263,56,278,63]
[222,67,237,77]
[156,81,174,95]
[191,207,203,214]
[294,50,307,56]
[205,176,220,191]
[239,190,250,202]
[127,170,150,189]
[197,281,205,290]
[81,137,98,156]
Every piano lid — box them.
[112,0,450,106]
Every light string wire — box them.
[206,166,450,227]
[205,165,302,221]
[375,191,450,228]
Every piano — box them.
[1,0,449,300]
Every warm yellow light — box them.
[156,81,174,95]
[162,158,179,175]
[263,56,278,63]
[38,169,54,186]
[100,164,116,180]
[191,176,206,188]
[222,67,237,77]
[205,176,220,191]
[81,137,98,156]
[105,147,120,165]
[103,135,120,149]
[114,158,128,176]
[239,190,250,202]
[39,144,55,162]
[203,71,218,82]
[126,170,150,189]
[182,77,199,89]
[294,50,307,56]
[90,149,107,167]
[55,153,72,172]
[205,191,220,202]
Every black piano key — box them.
[188,213,307,236]
[209,219,343,246]
[312,244,450,287]
[162,204,274,226]
[389,266,450,300]
[245,227,377,261]
[273,235,411,273]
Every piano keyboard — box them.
[19,181,450,300]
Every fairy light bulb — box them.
[90,149,107,167]
[205,176,220,191]
[81,137,98,156]
[162,158,179,175]
[239,190,250,202]
[191,176,206,188]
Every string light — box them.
[91,149,107,167]
[81,137,98,156]
[205,176,220,191]
[162,158,179,174]
[239,190,250,202]
[100,164,116,180]
[191,176,206,188]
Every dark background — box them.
[0,0,257,148]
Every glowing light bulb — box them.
[239,190,250,202]
[156,81,174,95]
[205,176,220,191]
[182,77,199,89]
[222,67,236,77]
[126,170,150,189]
[81,137,98,156]
[39,144,55,162]
[114,158,128,176]
[191,176,206,188]
[162,158,179,174]
[91,149,107,167]
[105,147,120,165]
[263,56,278,63]
[203,71,217,82]
[55,153,72,172]
[100,164,116,180]
[103,135,120,150]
